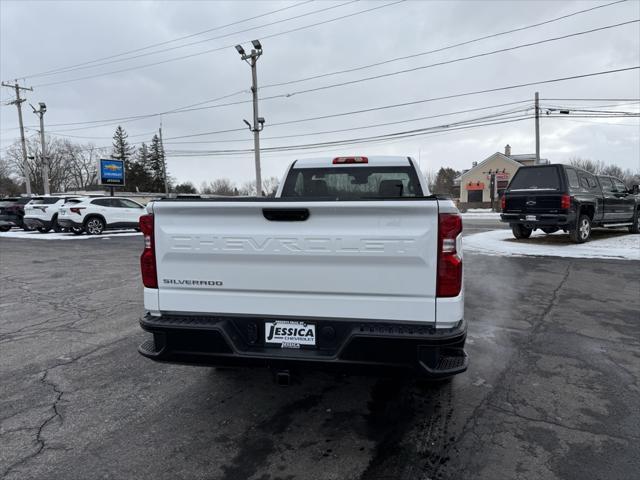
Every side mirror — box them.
[632,185,640,195]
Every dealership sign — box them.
[99,159,125,186]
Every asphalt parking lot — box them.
[1,219,639,480]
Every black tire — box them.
[630,209,640,234]
[541,227,559,234]
[85,216,105,235]
[512,224,532,239]
[71,226,84,235]
[51,215,62,233]
[36,226,51,233]
[0,226,10,232]
[570,214,592,243]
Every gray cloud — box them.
[1,0,638,187]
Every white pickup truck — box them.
[138,156,467,382]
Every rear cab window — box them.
[612,178,627,193]
[564,168,581,191]
[508,166,561,192]
[281,166,423,199]
[598,177,614,193]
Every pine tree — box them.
[127,143,153,192]
[147,134,165,192]
[112,125,134,186]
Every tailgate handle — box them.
[262,208,310,221]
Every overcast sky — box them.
[1,0,639,188]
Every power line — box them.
[161,66,640,140]
[260,0,633,90]
[165,116,536,156]
[24,19,640,134]
[31,1,406,88]
[20,0,314,79]
[27,1,357,80]
[164,101,533,144]
[26,0,628,88]
[271,20,640,99]
[4,11,634,133]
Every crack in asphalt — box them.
[486,403,638,442]
[0,335,131,479]
[434,263,573,478]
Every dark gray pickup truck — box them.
[501,164,640,243]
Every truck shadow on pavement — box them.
[201,367,457,480]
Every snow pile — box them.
[464,229,640,260]
[461,210,501,220]
[0,229,141,241]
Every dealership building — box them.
[455,145,548,210]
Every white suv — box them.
[58,197,146,235]
[23,196,82,233]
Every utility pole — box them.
[2,81,33,195]
[534,91,540,165]
[235,40,265,196]
[31,102,49,195]
[159,123,168,195]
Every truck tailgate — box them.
[152,200,439,324]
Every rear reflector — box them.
[333,156,368,164]
[437,213,463,298]
[560,194,571,210]
[139,214,157,288]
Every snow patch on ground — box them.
[461,210,501,220]
[464,229,639,260]
[0,229,141,240]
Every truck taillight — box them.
[332,156,368,164]
[437,213,463,298]
[560,194,571,210]
[139,214,157,288]
[501,194,506,211]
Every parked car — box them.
[138,156,467,383]
[23,196,83,233]
[501,164,640,243]
[57,196,146,235]
[0,197,33,231]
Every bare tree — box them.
[568,157,606,174]
[262,176,280,197]
[422,169,437,192]
[238,181,256,196]
[200,178,236,196]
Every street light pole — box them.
[236,40,264,196]
[32,102,50,195]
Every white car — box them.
[23,196,82,233]
[58,196,146,235]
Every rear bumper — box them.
[23,217,51,229]
[57,218,83,228]
[139,314,468,378]
[500,212,575,227]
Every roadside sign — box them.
[99,159,125,186]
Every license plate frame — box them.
[525,215,537,221]
[264,320,316,349]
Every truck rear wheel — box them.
[570,214,591,243]
[511,224,532,239]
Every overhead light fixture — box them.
[251,39,262,50]
[235,45,245,55]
